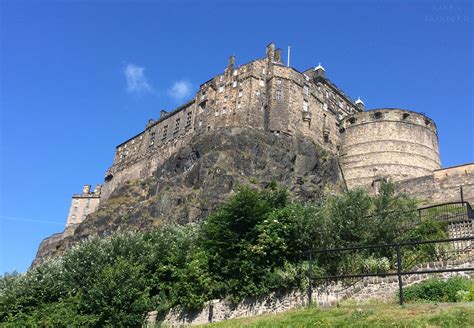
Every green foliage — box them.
[0,181,451,326]
[403,277,473,303]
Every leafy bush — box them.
[403,277,473,303]
[0,182,449,326]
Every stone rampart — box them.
[399,163,474,205]
[340,109,441,189]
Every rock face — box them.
[32,128,342,267]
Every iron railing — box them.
[306,236,474,306]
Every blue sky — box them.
[0,0,472,273]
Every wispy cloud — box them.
[124,63,153,94]
[168,80,193,102]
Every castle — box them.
[66,43,473,228]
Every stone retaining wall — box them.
[146,256,473,327]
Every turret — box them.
[355,97,365,111]
[314,63,325,77]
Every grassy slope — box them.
[201,303,474,328]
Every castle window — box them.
[303,100,309,112]
[232,81,237,88]
[220,75,224,81]
[149,132,155,146]
[237,101,241,109]
[425,119,431,127]
[262,68,266,74]
[223,107,227,114]
[219,86,224,93]
[373,112,383,119]
[259,79,265,87]
[233,69,237,76]
[256,90,260,96]
[348,117,356,125]
[304,85,309,96]
[162,125,168,140]
[238,89,243,97]
[215,109,219,116]
[276,78,281,85]
[402,113,410,120]
[186,112,192,127]
[174,118,180,133]
[224,96,228,102]
[276,90,282,101]
[325,90,329,98]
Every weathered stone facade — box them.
[36,42,473,267]
[101,43,360,201]
[398,163,474,205]
[65,184,101,227]
[339,109,441,190]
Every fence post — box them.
[396,244,404,306]
[307,251,313,306]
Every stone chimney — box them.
[266,43,275,62]
[227,55,235,73]
[82,185,91,195]
[93,184,102,195]
[274,48,282,64]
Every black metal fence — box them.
[306,236,474,306]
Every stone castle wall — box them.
[339,109,441,189]
[398,163,474,205]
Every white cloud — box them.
[168,80,193,102]
[124,63,153,94]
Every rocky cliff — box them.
[32,128,342,267]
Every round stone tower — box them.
[339,108,441,190]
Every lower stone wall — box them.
[146,256,473,327]
[315,256,473,307]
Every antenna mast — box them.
[287,46,291,67]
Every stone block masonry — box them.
[101,43,361,202]
[146,256,473,326]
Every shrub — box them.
[403,277,473,303]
